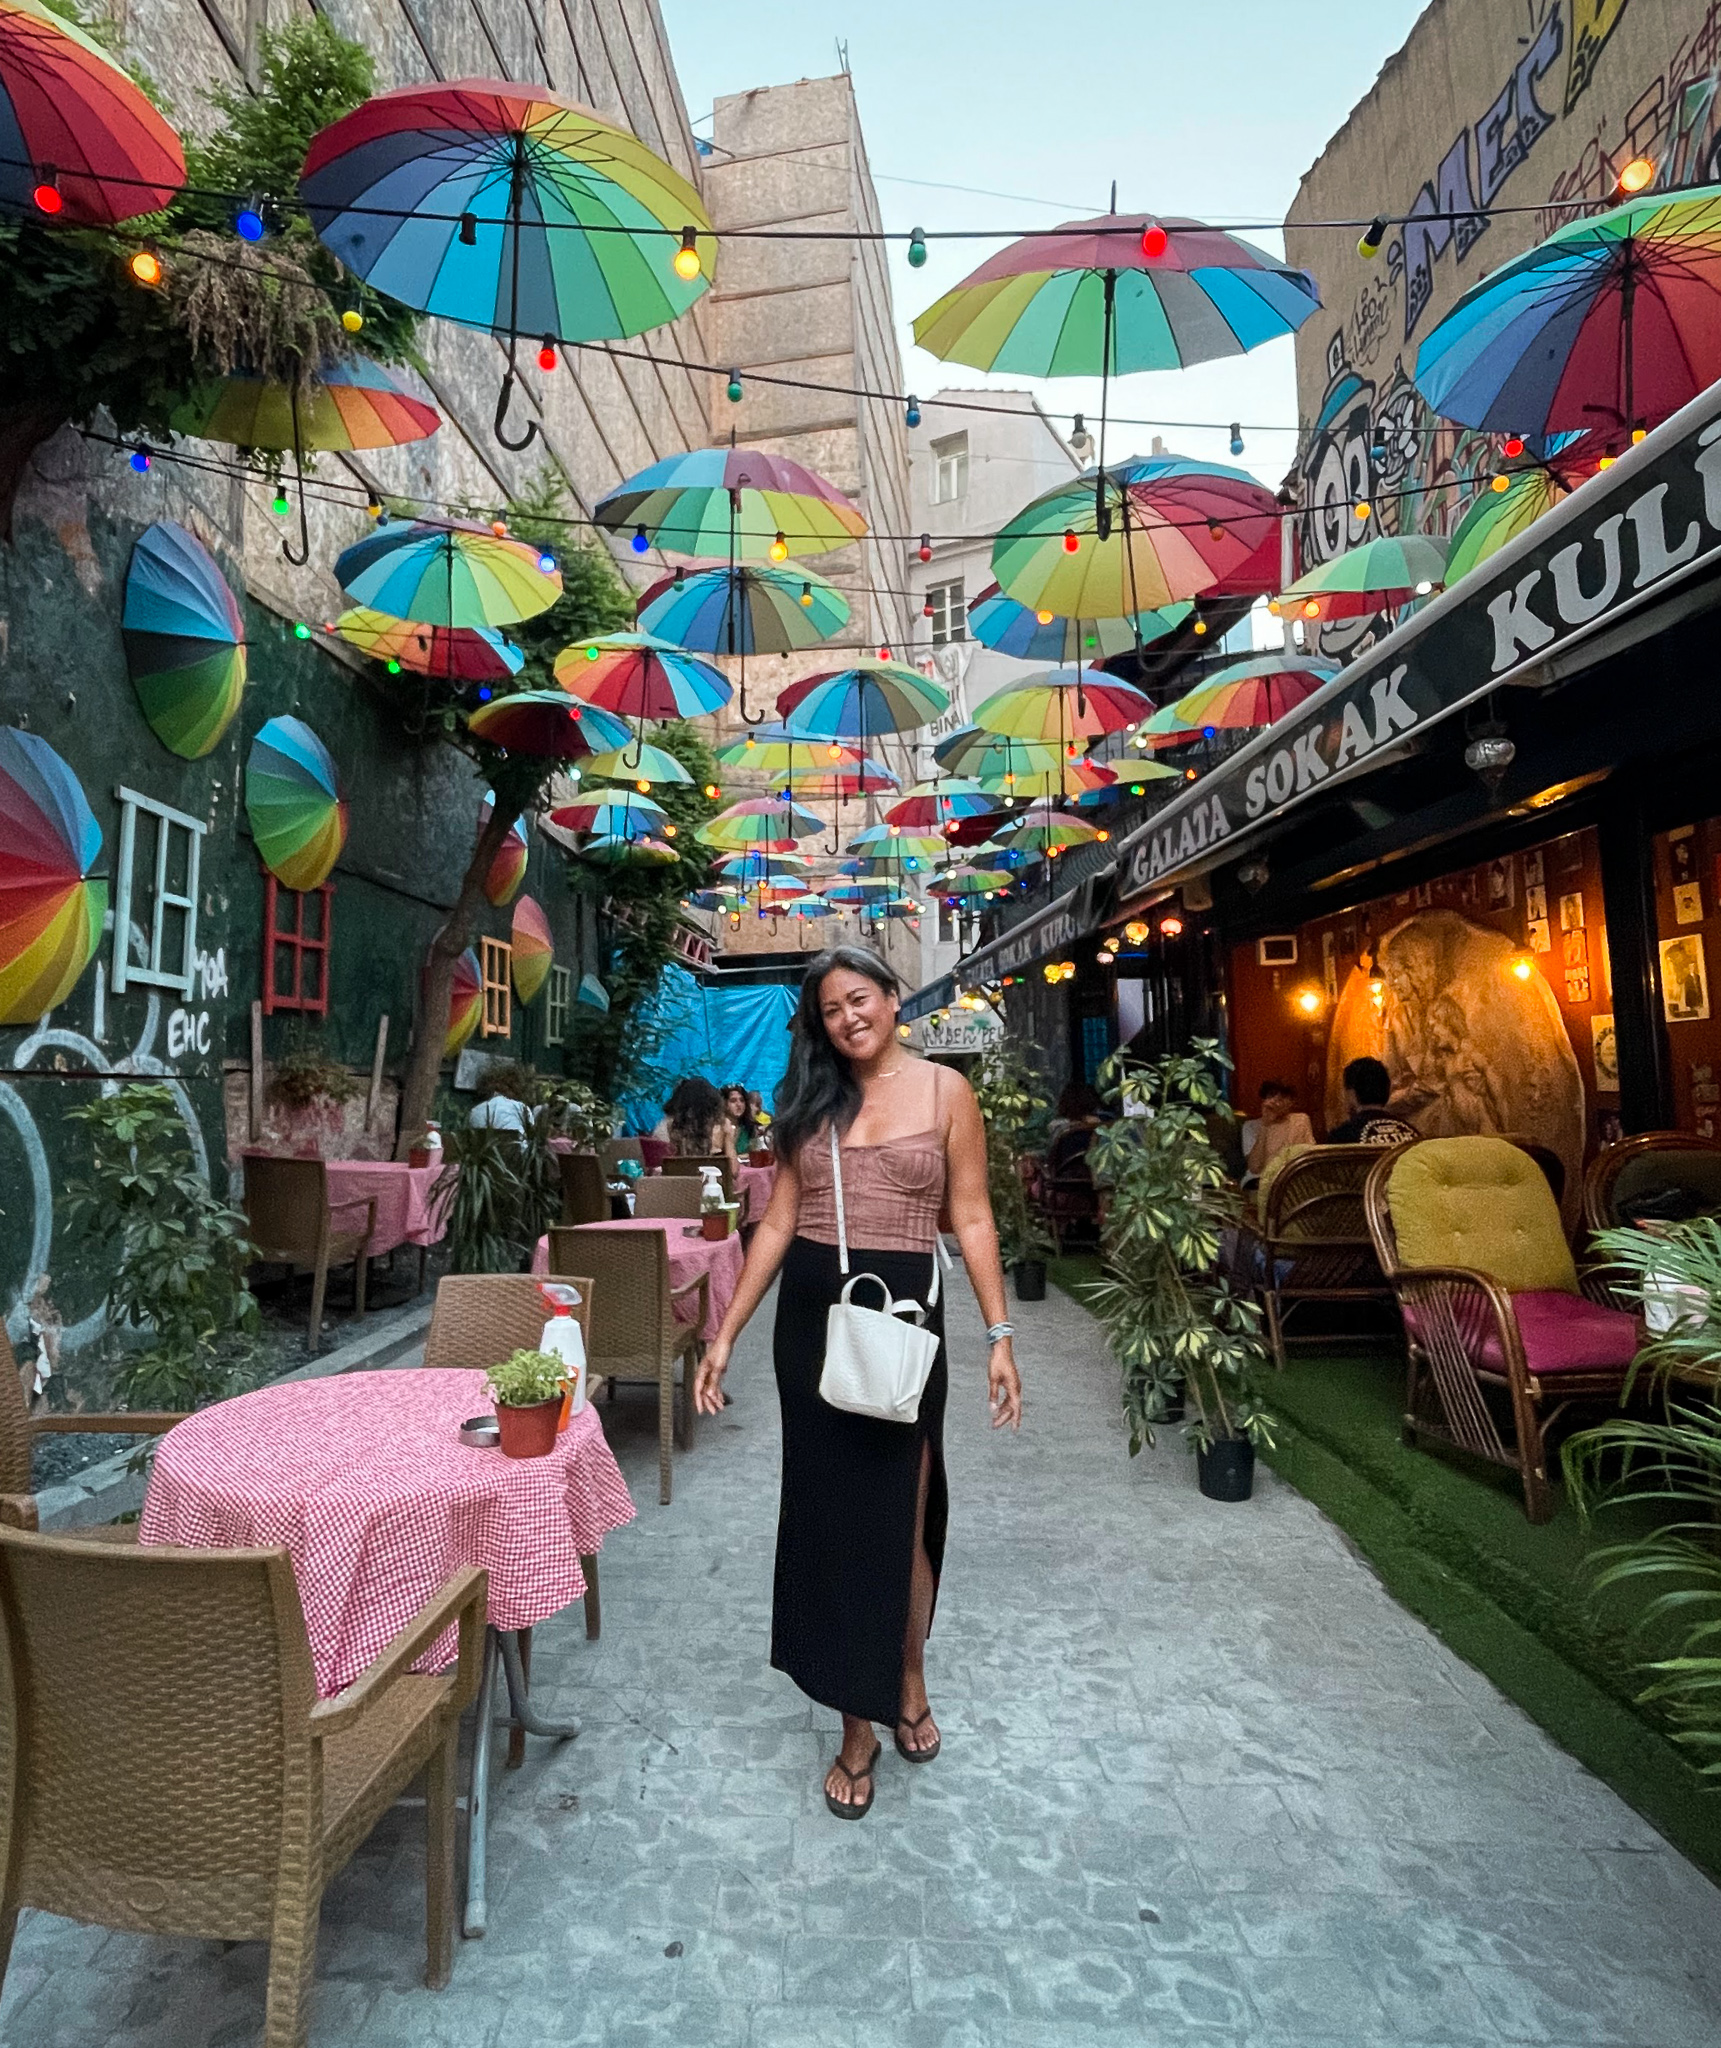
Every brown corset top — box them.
[797,1126,947,1253]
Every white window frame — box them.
[111,786,205,998]
[927,577,967,645]
[930,432,969,505]
[545,963,571,1045]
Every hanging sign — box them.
[917,1008,1002,1054]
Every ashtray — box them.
[458,1415,501,1448]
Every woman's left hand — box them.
[988,1342,1022,1431]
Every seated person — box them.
[1046,1080,1104,1144]
[722,1083,757,1157]
[652,1076,740,1174]
[468,1069,530,1133]
[1323,1056,1421,1147]
[1240,1079,1314,1185]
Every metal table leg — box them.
[462,1629,501,1939]
[499,1628,581,1739]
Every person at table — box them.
[652,1076,739,1173]
[1323,1056,1421,1147]
[722,1084,758,1157]
[1240,1078,1313,1185]
[693,946,1022,1821]
[469,1068,531,1134]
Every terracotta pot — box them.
[701,1210,728,1241]
[494,1398,562,1459]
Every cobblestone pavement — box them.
[5,1272,1721,2045]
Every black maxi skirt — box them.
[771,1234,949,1726]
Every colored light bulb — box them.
[1062,529,1079,553]
[632,527,649,554]
[673,226,703,281]
[538,336,557,370]
[1503,435,1525,458]
[769,531,789,561]
[271,490,290,516]
[906,396,921,428]
[341,308,363,333]
[235,207,265,242]
[800,584,814,608]
[1139,222,1168,259]
[128,446,150,473]
[32,178,61,215]
[907,226,927,267]
[727,371,743,402]
[129,248,163,287]
[538,551,556,572]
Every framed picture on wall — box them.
[1321,929,1337,1002]
[1563,926,1591,1003]
[1591,1015,1619,1092]
[1660,934,1711,1022]
[1523,849,1545,890]
[1671,828,1698,887]
[1487,857,1515,909]
[1675,881,1705,926]
[1525,883,1548,922]
[1527,918,1552,954]
[1559,891,1585,931]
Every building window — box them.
[938,899,959,945]
[111,786,206,998]
[927,577,966,645]
[545,963,571,1046]
[261,875,333,1017]
[930,432,968,505]
[480,937,512,1038]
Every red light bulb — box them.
[1140,222,1168,260]
[32,181,62,216]
[1503,435,1525,458]
[1062,529,1079,554]
[537,340,557,371]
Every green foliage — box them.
[486,1348,568,1408]
[1083,1041,1272,1455]
[433,1113,559,1273]
[269,1039,359,1110]
[61,1085,258,1409]
[973,1036,1053,1267]
[537,1076,616,1150]
[1565,1218,1721,1769]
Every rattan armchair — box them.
[633,1175,703,1219]
[1364,1137,1639,1522]
[548,1225,705,1506]
[0,1326,185,1533]
[242,1155,376,1356]
[662,1152,733,1202]
[557,1149,610,1225]
[0,1527,485,2048]
[1583,1131,1721,1234]
[1254,1143,1404,1366]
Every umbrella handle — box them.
[281,422,311,567]
[495,368,540,452]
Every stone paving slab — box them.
[4,1268,1721,2044]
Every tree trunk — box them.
[394,802,523,1159]
[0,405,71,541]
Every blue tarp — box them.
[618,964,796,1134]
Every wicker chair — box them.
[242,1155,376,1356]
[1583,1131,1721,1234]
[557,1149,610,1226]
[547,1225,706,1506]
[1364,1136,1639,1522]
[662,1152,733,1202]
[1038,1128,1101,1253]
[1254,1143,1404,1366]
[600,1136,645,1177]
[0,1526,485,2048]
[633,1176,703,1219]
[0,1326,185,1533]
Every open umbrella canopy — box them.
[330,608,524,683]
[547,790,668,834]
[1149,654,1338,740]
[967,583,1191,663]
[998,804,1106,854]
[465,690,631,758]
[579,833,678,867]
[581,741,693,787]
[1075,760,1179,800]
[697,795,824,851]
[595,447,867,560]
[336,520,563,627]
[301,82,714,343]
[972,667,1152,744]
[511,895,552,1004]
[927,863,1015,900]
[171,357,440,452]
[714,722,864,771]
[555,630,731,719]
[0,0,184,224]
[823,876,905,904]
[1274,533,1449,622]
[846,823,948,858]
[245,716,348,892]
[776,760,900,799]
[780,894,837,919]
[884,778,1000,832]
[439,947,483,1055]
[715,851,808,884]
[121,521,247,760]
[638,561,851,652]
[688,886,747,913]
[1413,184,1721,437]
[1445,468,1570,584]
[932,725,1067,779]
[981,756,1120,802]
[778,659,949,740]
[478,791,528,905]
[0,727,105,1024]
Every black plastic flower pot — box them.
[1013,1260,1047,1302]
[1196,1437,1255,1503]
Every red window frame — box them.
[262,874,333,1017]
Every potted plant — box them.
[1084,1040,1273,1501]
[974,1038,1054,1301]
[485,1347,569,1458]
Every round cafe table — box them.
[140,1369,635,1937]
[531,1216,743,1341]
[736,1158,777,1223]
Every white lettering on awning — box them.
[1488,571,1556,671]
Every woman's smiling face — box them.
[817,967,898,1066]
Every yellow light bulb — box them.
[1491,474,1511,492]
[129,248,163,287]
[769,532,789,562]
[636,779,651,794]
[673,245,702,281]
[1617,155,1656,196]
[1508,950,1536,982]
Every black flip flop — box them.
[894,1708,941,1765]
[823,1740,881,1820]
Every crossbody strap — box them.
[830,1122,850,1275]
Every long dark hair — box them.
[721,1082,757,1146]
[772,946,901,1165]
[665,1076,724,1154]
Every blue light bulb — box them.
[235,207,265,243]
[1202,726,1217,739]
[538,551,556,573]
[477,687,493,702]
[631,528,649,554]
[129,446,151,473]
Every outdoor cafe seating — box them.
[242,1155,376,1355]
[1252,1142,1402,1367]
[0,1326,185,1534]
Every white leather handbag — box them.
[818,1125,950,1425]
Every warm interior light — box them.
[1508,950,1536,982]
[128,248,163,286]
[1158,914,1185,938]
[673,226,703,280]
[1617,155,1656,196]
[1294,985,1324,1016]
[1124,920,1150,943]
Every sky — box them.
[658,0,1430,491]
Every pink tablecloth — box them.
[323,1159,447,1258]
[531,1216,743,1341]
[139,1370,635,1697]
[736,1159,777,1223]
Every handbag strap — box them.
[830,1122,849,1275]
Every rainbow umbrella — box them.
[330,608,523,684]
[998,804,1106,855]
[465,691,630,758]
[547,790,668,834]
[581,741,692,788]
[439,947,483,1056]
[1413,184,1721,439]
[1274,533,1449,623]
[595,447,867,561]
[172,357,439,452]
[1445,469,1569,585]
[928,864,1014,900]
[967,584,1191,663]
[973,667,1152,744]
[245,717,347,891]
[511,895,553,1004]
[0,0,184,224]
[302,83,714,450]
[121,521,247,760]
[885,778,1000,832]
[335,520,563,627]
[779,660,949,742]
[1147,655,1337,740]
[824,877,903,904]
[478,792,528,905]
[555,631,731,719]
[689,886,747,913]
[777,758,900,799]
[716,851,808,885]
[978,756,1121,803]
[714,722,864,772]
[781,894,837,919]
[579,833,678,868]
[847,823,947,857]
[0,727,105,1023]
[875,899,919,922]
[638,561,851,652]
[932,725,1067,779]
[697,795,824,851]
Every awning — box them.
[899,972,954,1023]
[943,873,1105,992]
[1111,384,1721,916]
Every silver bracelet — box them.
[985,1322,1015,1345]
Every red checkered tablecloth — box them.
[139,1370,635,1697]
[736,1160,777,1223]
[530,1217,742,1340]
[323,1159,448,1258]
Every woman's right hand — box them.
[694,1334,733,1415]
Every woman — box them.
[721,1084,757,1157]
[694,948,1022,1820]
[653,1076,739,1173]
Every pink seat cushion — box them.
[1480,1291,1638,1376]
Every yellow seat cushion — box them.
[1386,1137,1577,1295]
